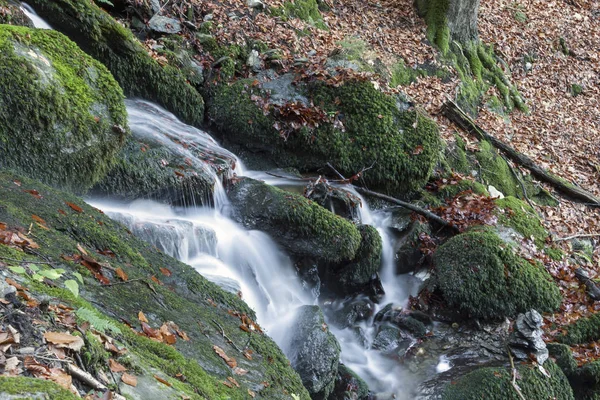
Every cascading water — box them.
[23,6,427,398]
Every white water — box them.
[23,6,425,397]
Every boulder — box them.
[0,25,128,192]
[148,15,181,34]
[27,0,204,126]
[433,228,561,320]
[508,310,548,364]
[206,78,441,197]
[394,219,430,274]
[306,181,362,224]
[0,1,33,26]
[287,305,341,399]
[327,297,375,330]
[0,170,310,399]
[227,177,362,263]
[329,364,370,400]
[91,99,236,205]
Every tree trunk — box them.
[415,0,480,51]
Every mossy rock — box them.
[433,228,561,319]
[0,1,33,26]
[330,364,370,400]
[442,360,574,399]
[0,170,310,399]
[91,100,236,205]
[558,313,600,345]
[227,177,361,263]
[206,79,441,197]
[495,196,548,247]
[325,224,382,296]
[27,0,204,127]
[0,376,80,399]
[0,25,128,193]
[270,0,327,30]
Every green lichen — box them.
[442,360,574,399]
[27,0,204,127]
[495,196,548,246]
[0,25,128,192]
[270,0,327,30]
[206,79,441,197]
[434,228,561,319]
[0,377,80,400]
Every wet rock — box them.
[148,15,181,34]
[329,364,370,400]
[288,305,341,399]
[372,324,415,356]
[227,177,362,264]
[373,304,428,338]
[388,207,413,233]
[328,298,375,330]
[394,219,430,274]
[508,309,548,365]
[297,260,321,300]
[306,181,362,224]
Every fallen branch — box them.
[507,347,527,400]
[326,163,458,231]
[442,100,600,206]
[212,320,243,353]
[65,362,107,391]
[554,233,600,242]
[574,268,600,301]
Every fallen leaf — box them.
[115,268,128,281]
[153,374,172,387]
[159,267,172,277]
[233,367,248,375]
[66,202,83,213]
[227,377,240,387]
[76,244,88,256]
[213,345,237,368]
[43,332,84,351]
[121,373,137,387]
[23,189,42,199]
[109,359,127,373]
[150,275,163,285]
[138,311,148,323]
[31,215,47,226]
[248,389,256,398]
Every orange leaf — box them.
[150,275,163,285]
[138,311,148,323]
[159,267,172,277]
[23,189,42,199]
[153,374,172,387]
[5,278,25,291]
[121,373,137,387]
[115,268,128,281]
[213,345,237,368]
[66,202,83,213]
[31,215,46,226]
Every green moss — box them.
[0,377,80,400]
[436,179,489,200]
[270,0,327,30]
[545,247,565,261]
[559,313,600,345]
[0,25,128,192]
[27,0,204,127]
[495,196,548,246]
[390,59,420,87]
[434,228,561,319]
[0,170,310,399]
[571,84,583,97]
[442,360,574,399]
[207,79,441,197]
[419,0,450,54]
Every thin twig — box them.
[0,256,55,265]
[500,154,542,218]
[212,319,243,353]
[65,362,107,391]
[554,233,600,242]
[103,278,145,287]
[507,346,527,400]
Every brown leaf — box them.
[115,268,128,281]
[32,215,47,226]
[121,373,137,387]
[159,267,172,277]
[213,345,237,368]
[150,275,163,285]
[23,189,42,199]
[153,374,172,387]
[43,332,85,351]
[5,278,24,290]
[248,389,256,398]
[76,243,88,256]
[109,359,127,373]
[49,367,72,390]
[233,367,248,375]
[66,202,83,213]
[227,376,240,387]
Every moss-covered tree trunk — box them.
[416,0,480,52]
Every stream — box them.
[20,6,440,398]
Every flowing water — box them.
[22,6,431,398]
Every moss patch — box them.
[270,0,327,30]
[442,360,574,399]
[0,25,128,192]
[433,228,561,319]
[495,196,548,247]
[0,377,80,400]
[27,0,204,126]
[558,313,600,345]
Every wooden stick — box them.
[554,233,600,242]
[442,100,600,206]
[65,362,107,391]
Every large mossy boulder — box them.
[0,25,128,192]
[26,0,204,126]
[207,78,441,197]
[441,360,574,400]
[91,99,237,205]
[433,228,561,320]
[0,170,310,399]
[286,306,341,399]
[227,177,362,263]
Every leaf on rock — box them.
[213,345,237,368]
[109,359,127,373]
[138,311,148,323]
[43,331,84,351]
[121,373,138,387]
[153,374,172,387]
[115,268,128,281]
[66,202,83,213]
[159,267,172,277]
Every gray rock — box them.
[148,15,181,34]
[306,182,362,224]
[247,0,265,9]
[287,305,341,399]
[150,0,161,14]
[330,364,370,400]
[246,49,262,72]
[508,309,548,365]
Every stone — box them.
[508,309,549,365]
[286,305,341,399]
[148,15,181,34]
[306,181,362,224]
[247,0,265,9]
[246,49,261,71]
